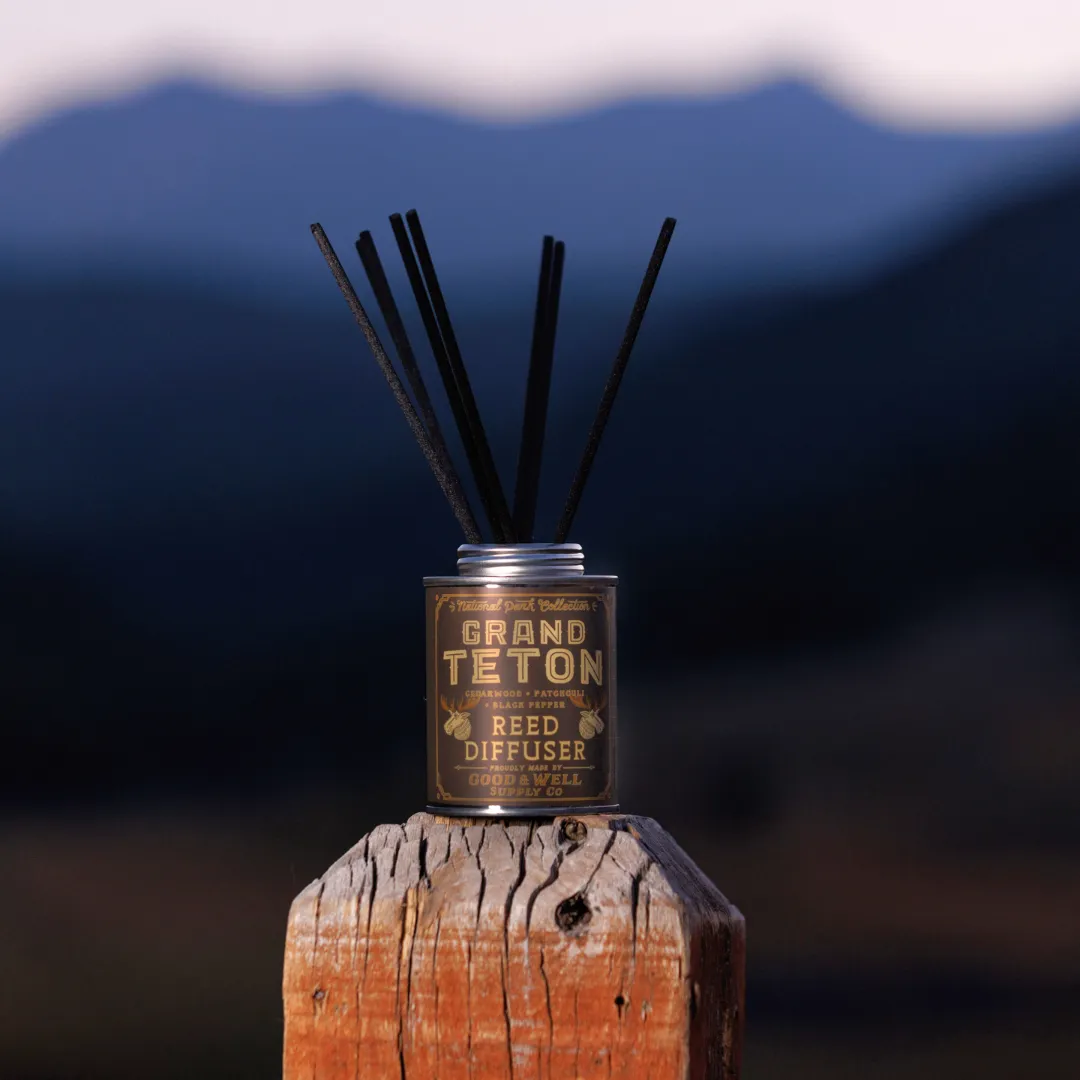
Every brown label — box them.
[427,586,616,807]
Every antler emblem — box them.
[568,691,606,740]
[440,694,479,741]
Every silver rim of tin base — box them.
[426,803,621,818]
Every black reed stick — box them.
[388,214,508,542]
[513,236,563,543]
[512,235,553,541]
[354,230,477,531]
[554,217,676,543]
[310,223,482,543]
[405,209,516,543]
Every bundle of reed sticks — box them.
[312,211,676,544]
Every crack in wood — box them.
[538,945,554,1078]
[311,880,326,969]
[524,847,563,941]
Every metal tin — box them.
[425,543,618,817]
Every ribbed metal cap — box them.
[456,543,585,579]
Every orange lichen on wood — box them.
[282,813,744,1079]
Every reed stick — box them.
[513,236,564,543]
[512,236,553,541]
[354,229,476,532]
[405,209,516,543]
[389,213,508,542]
[310,223,482,543]
[554,218,676,543]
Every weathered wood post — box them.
[282,812,744,1078]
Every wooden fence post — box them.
[282,812,745,1079]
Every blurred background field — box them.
[3,7,1080,1077]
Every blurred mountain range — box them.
[1,78,1079,294]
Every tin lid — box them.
[456,543,585,579]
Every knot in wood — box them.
[554,891,592,933]
[559,817,588,845]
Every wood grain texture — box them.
[282,813,744,1079]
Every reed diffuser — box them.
[312,211,676,816]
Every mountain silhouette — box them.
[1,78,1079,300]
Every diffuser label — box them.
[427,588,615,806]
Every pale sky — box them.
[3,1,1080,140]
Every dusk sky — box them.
[4,1,1080,139]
